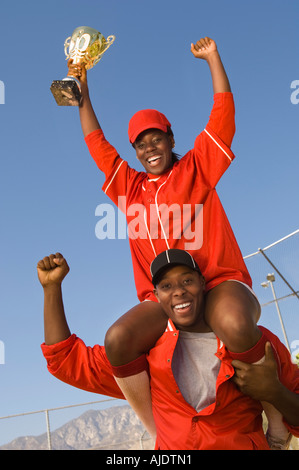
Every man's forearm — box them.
[206,50,231,94]
[43,284,71,345]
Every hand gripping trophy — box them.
[51,26,115,106]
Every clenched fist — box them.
[37,253,70,288]
[191,37,218,60]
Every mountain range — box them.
[0,405,154,450]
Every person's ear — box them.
[153,289,160,303]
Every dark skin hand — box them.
[232,342,279,401]
[232,342,299,427]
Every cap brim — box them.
[130,123,169,144]
[152,263,201,287]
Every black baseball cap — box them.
[150,249,202,286]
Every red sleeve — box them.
[205,92,236,147]
[187,93,236,189]
[85,129,138,206]
[85,128,120,175]
[41,334,124,400]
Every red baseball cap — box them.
[128,109,171,144]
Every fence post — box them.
[45,409,52,450]
[267,277,291,351]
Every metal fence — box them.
[243,229,299,359]
[0,230,298,450]
[0,398,154,450]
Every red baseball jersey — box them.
[85,93,252,302]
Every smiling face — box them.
[154,265,210,332]
[134,129,175,175]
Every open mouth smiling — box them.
[173,302,192,313]
[147,155,162,166]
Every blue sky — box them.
[0,0,298,445]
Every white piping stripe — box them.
[188,251,196,268]
[143,208,157,257]
[167,320,174,332]
[154,170,173,250]
[166,250,170,263]
[104,160,125,194]
[204,128,232,162]
[148,176,161,182]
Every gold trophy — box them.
[51,26,115,106]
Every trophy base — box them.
[50,79,82,106]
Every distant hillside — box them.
[0,405,154,450]
[1,405,298,450]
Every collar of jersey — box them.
[147,166,173,181]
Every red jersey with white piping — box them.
[85,93,251,301]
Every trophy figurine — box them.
[50,26,115,106]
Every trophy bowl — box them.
[50,26,115,106]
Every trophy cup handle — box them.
[64,36,72,59]
[103,35,115,53]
